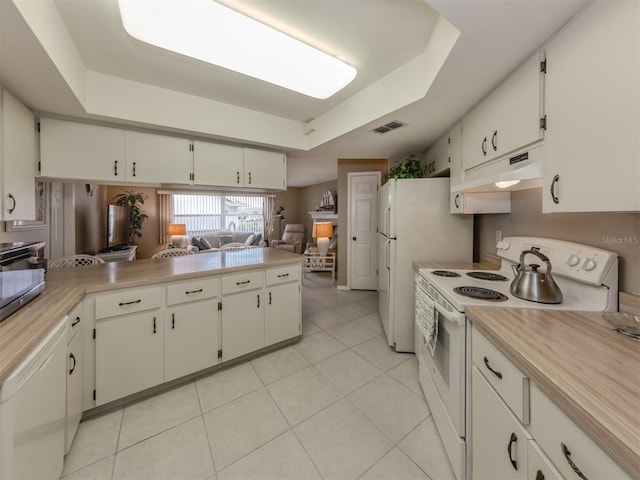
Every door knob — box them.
[352,236,357,241]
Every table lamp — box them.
[313,222,333,256]
[167,223,187,248]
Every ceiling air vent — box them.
[371,120,407,134]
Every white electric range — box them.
[414,237,619,480]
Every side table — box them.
[303,252,336,282]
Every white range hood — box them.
[452,143,544,193]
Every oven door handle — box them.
[432,301,458,325]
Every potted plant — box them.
[113,190,149,245]
[384,154,426,179]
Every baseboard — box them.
[337,285,350,291]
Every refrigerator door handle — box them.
[384,206,391,236]
[385,239,391,269]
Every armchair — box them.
[271,224,305,254]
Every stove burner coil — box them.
[466,272,508,281]
[453,286,509,302]
[431,270,461,278]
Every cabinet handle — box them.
[114,160,118,176]
[248,172,252,184]
[171,312,175,329]
[7,194,16,214]
[69,353,77,375]
[236,171,240,184]
[483,356,503,379]
[236,280,251,285]
[118,299,142,306]
[257,294,260,308]
[72,316,81,327]
[561,443,589,480]
[491,130,498,151]
[153,317,157,334]
[536,470,545,480]
[454,193,460,209]
[277,273,289,278]
[269,291,272,305]
[481,137,487,156]
[550,174,560,204]
[132,161,137,177]
[507,432,518,470]
[185,288,203,295]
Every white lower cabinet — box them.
[266,281,300,345]
[221,289,264,362]
[65,303,82,454]
[472,366,530,480]
[527,440,563,480]
[96,310,164,406]
[165,300,219,382]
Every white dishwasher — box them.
[0,318,67,480]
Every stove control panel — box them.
[497,237,618,286]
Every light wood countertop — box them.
[467,307,640,478]
[0,248,302,384]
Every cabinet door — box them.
[472,367,529,480]
[1,89,36,221]
[448,123,463,187]
[265,282,300,345]
[543,0,640,213]
[243,148,286,190]
[39,118,126,182]
[125,130,192,184]
[96,311,164,406]
[66,331,82,454]
[165,300,219,382]
[193,141,244,187]
[527,441,562,480]
[221,289,264,362]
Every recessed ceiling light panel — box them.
[118,0,357,99]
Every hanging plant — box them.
[113,190,149,245]
[384,154,425,179]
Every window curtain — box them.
[265,195,275,241]
[158,192,174,245]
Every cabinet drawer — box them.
[530,384,630,480]
[472,327,530,424]
[167,277,220,306]
[222,270,264,295]
[527,440,563,480]
[266,264,300,286]
[95,286,163,320]
[66,302,82,343]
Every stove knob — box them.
[583,258,597,271]
[567,254,581,267]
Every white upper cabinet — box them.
[543,0,640,213]
[1,89,36,221]
[124,131,192,185]
[40,118,126,182]
[243,148,286,190]
[192,141,244,187]
[448,122,463,188]
[462,52,545,172]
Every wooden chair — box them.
[151,248,194,259]
[48,254,105,269]
[220,242,248,251]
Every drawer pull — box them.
[69,353,77,375]
[185,288,203,295]
[71,316,81,327]
[507,432,518,470]
[119,299,142,306]
[236,280,251,285]
[561,443,589,480]
[277,273,289,278]
[536,470,545,480]
[483,356,503,379]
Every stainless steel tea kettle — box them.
[510,249,563,304]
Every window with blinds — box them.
[172,194,266,235]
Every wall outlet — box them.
[495,229,502,243]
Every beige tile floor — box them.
[61,272,455,480]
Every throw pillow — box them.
[200,237,212,250]
[253,233,262,245]
[245,234,256,245]
[219,235,233,247]
[191,237,205,250]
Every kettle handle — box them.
[518,249,553,274]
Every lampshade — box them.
[167,223,187,236]
[313,222,333,238]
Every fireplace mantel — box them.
[308,211,338,225]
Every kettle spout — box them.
[511,264,521,277]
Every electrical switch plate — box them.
[495,229,502,243]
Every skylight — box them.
[117,0,357,99]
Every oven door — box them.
[415,285,466,436]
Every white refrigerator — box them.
[378,178,473,352]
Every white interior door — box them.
[348,172,380,290]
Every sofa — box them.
[188,231,264,253]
